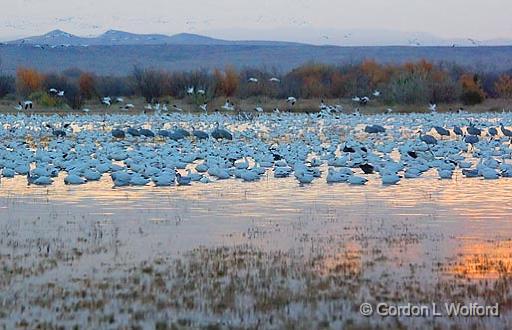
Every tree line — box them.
[1,59,512,109]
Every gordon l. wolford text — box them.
[365,302,500,317]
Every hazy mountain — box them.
[9,29,89,46]
[93,30,229,46]
[2,29,512,76]
[4,28,512,47]
[5,29,303,46]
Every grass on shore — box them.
[0,96,511,116]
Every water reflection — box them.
[1,165,511,275]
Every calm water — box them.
[1,112,512,328]
[1,167,511,278]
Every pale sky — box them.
[2,0,512,43]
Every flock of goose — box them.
[1,110,512,188]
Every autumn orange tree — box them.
[16,67,43,97]
[79,73,96,99]
[286,63,332,98]
[459,73,485,105]
[329,71,348,97]
[495,74,512,98]
[361,59,390,90]
[214,66,239,97]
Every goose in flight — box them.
[468,38,480,46]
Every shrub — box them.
[385,72,432,104]
[459,73,485,105]
[43,73,69,93]
[39,72,84,109]
[8,61,512,105]
[337,64,372,97]
[63,81,83,109]
[361,59,390,90]
[16,68,43,97]
[214,66,239,97]
[96,76,134,97]
[167,70,212,98]
[379,61,459,104]
[278,75,301,99]
[79,73,96,99]
[0,75,15,98]
[430,71,460,103]
[61,68,83,79]
[330,71,349,98]
[237,68,280,98]
[41,73,84,109]
[477,71,499,98]
[286,63,332,98]
[28,91,63,108]
[132,66,169,102]
[495,74,512,98]
[302,76,325,98]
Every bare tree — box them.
[132,65,168,103]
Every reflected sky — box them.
[1,164,511,282]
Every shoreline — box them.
[1,97,511,115]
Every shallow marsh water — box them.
[1,112,512,329]
[1,170,512,329]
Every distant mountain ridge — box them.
[6,29,304,46]
[5,29,512,47]
[2,29,512,76]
